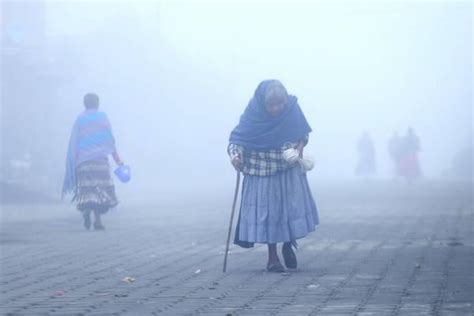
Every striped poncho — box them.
[62,110,117,198]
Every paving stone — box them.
[1,181,472,315]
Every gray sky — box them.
[3,0,472,199]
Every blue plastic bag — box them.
[114,165,131,183]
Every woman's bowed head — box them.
[263,80,288,117]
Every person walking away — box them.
[62,93,124,230]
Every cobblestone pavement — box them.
[1,180,473,315]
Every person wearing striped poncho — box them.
[62,93,124,231]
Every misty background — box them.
[1,0,472,203]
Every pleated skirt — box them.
[234,166,319,247]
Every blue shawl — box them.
[62,110,116,198]
[229,80,312,150]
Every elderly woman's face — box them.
[263,83,288,117]
[265,98,286,117]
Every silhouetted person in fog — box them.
[228,80,319,272]
[62,93,124,230]
[355,132,376,177]
[388,131,403,178]
[399,127,422,181]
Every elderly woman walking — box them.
[228,80,319,272]
[62,93,124,230]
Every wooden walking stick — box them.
[223,170,241,273]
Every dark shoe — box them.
[282,244,297,269]
[93,223,105,231]
[266,262,285,273]
[83,210,91,230]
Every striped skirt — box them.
[73,159,118,213]
[234,166,319,247]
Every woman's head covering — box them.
[229,80,312,150]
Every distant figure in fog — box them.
[355,132,376,177]
[228,80,319,272]
[62,93,124,230]
[388,131,403,177]
[399,127,422,181]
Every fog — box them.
[1,0,472,202]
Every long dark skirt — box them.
[73,159,118,214]
[234,166,319,248]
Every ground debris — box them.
[122,276,136,284]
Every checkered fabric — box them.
[227,136,309,176]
